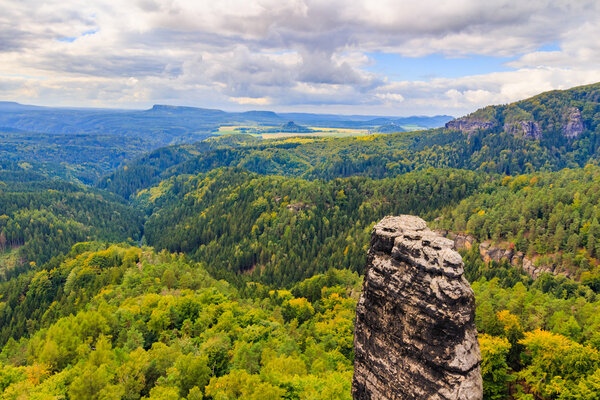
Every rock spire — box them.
[352,215,482,400]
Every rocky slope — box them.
[438,230,575,280]
[444,82,598,140]
[352,215,482,400]
[444,117,495,136]
[445,108,583,139]
[562,107,584,138]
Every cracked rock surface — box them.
[352,215,483,400]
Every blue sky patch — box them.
[363,52,515,81]
[58,29,99,43]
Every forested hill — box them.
[0,133,153,185]
[447,82,600,141]
[136,167,486,286]
[132,165,600,289]
[98,82,600,200]
[96,135,261,198]
[0,175,144,279]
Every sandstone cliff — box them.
[562,107,584,138]
[352,216,482,400]
[445,106,585,140]
[445,117,495,136]
[503,120,542,139]
[437,230,575,280]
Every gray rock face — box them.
[445,118,495,136]
[352,216,482,400]
[503,120,542,139]
[562,107,584,138]
[438,228,575,280]
[436,230,476,252]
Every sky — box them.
[1,0,600,116]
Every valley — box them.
[2,83,600,399]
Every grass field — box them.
[216,125,379,139]
[215,126,262,136]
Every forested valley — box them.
[3,83,600,399]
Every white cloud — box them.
[230,96,271,105]
[376,93,405,103]
[0,0,599,115]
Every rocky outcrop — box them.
[562,107,584,138]
[437,230,574,280]
[437,230,476,251]
[479,242,572,280]
[521,257,557,280]
[478,241,520,265]
[503,120,542,139]
[353,216,482,400]
[286,202,310,212]
[445,117,495,136]
[277,121,314,133]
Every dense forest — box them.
[1,243,600,399]
[3,83,600,399]
[0,176,143,280]
[138,167,485,286]
[0,131,153,184]
[437,166,600,284]
[0,244,359,399]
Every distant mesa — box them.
[371,123,407,134]
[267,121,314,133]
[239,110,279,119]
[147,104,227,116]
[149,104,196,112]
[0,101,45,111]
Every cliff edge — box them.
[352,215,482,400]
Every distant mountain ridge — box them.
[0,101,46,111]
[0,101,452,145]
[0,102,450,185]
[97,81,600,198]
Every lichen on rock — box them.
[352,215,483,400]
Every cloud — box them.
[230,96,271,105]
[0,0,599,115]
[376,93,405,103]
